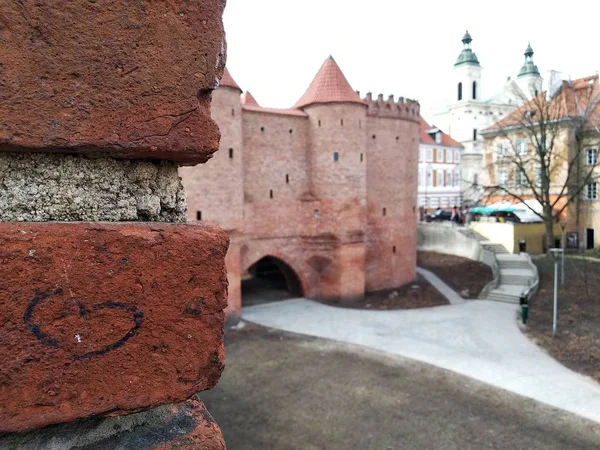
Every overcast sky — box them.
[223,0,598,121]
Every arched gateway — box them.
[242,256,304,307]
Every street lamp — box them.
[549,248,563,337]
[424,162,432,212]
[559,221,567,285]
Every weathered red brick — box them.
[0,1,226,164]
[0,397,226,449]
[0,222,229,433]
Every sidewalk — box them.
[243,298,600,424]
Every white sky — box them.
[223,0,598,122]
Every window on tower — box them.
[472,81,477,100]
[473,129,477,141]
[458,82,463,101]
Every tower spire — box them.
[518,42,540,77]
[455,30,480,67]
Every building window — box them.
[453,171,460,186]
[196,211,202,221]
[286,174,289,184]
[229,148,234,159]
[269,189,273,199]
[333,152,339,162]
[436,148,444,162]
[392,246,397,254]
[516,139,527,156]
[472,81,477,100]
[340,119,344,126]
[455,150,460,163]
[436,170,443,187]
[318,120,321,127]
[289,129,293,134]
[427,168,433,187]
[435,132,442,144]
[497,142,509,158]
[360,153,364,162]
[473,129,477,141]
[458,82,463,101]
[426,149,433,162]
[473,173,479,186]
[383,208,387,216]
[498,168,508,187]
[314,209,320,219]
[396,136,400,141]
[260,126,265,133]
[231,108,235,116]
[586,148,598,166]
[585,183,598,200]
[516,169,527,187]
[372,134,376,139]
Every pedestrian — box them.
[451,205,460,225]
[463,205,471,226]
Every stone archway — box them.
[242,256,304,307]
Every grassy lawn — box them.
[527,255,600,382]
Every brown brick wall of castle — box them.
[181,89,419,321]
[365,115,419,291]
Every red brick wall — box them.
[365,101,419,291]
[241,110,311,238]
[180,86,244,231]
[182,88,420,320]
[303,103,367,237]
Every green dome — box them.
[455,30,480,67]
[518,43,540,77]
[455,49,480,66]
[462,30,472,44]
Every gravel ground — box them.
[417,251,493,298]
[317,274,448,310]
[200,323,600,450]
[526,255,600,382]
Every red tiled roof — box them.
[419,116,462,147]
[486,74,600,132]
[294,56,364,109]
[220,67,241,91]
[241,91,259,106]
[242,104,308,117]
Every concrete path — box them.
[243,298,600,424]
[416,267,466,305]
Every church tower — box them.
[516,43,543,99]
[454,31,482,103]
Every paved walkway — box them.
[416,267,465,305]
[243,298,600,424]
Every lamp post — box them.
[424,162,432,212]
[550,248,563,336]
[559,221,567,285]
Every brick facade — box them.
[180,59,420,322]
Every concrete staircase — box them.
[459,227,538,304]
[485,254,536,303]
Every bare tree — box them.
[479,76,600,253]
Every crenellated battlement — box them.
[361,91,420,120]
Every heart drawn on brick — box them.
[23,288,144,360]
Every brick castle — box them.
[181,56,420,323]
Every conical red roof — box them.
[241,91,259,106]
[220,67,241,91]
[294,56,364,109]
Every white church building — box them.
[433,31,543,203]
